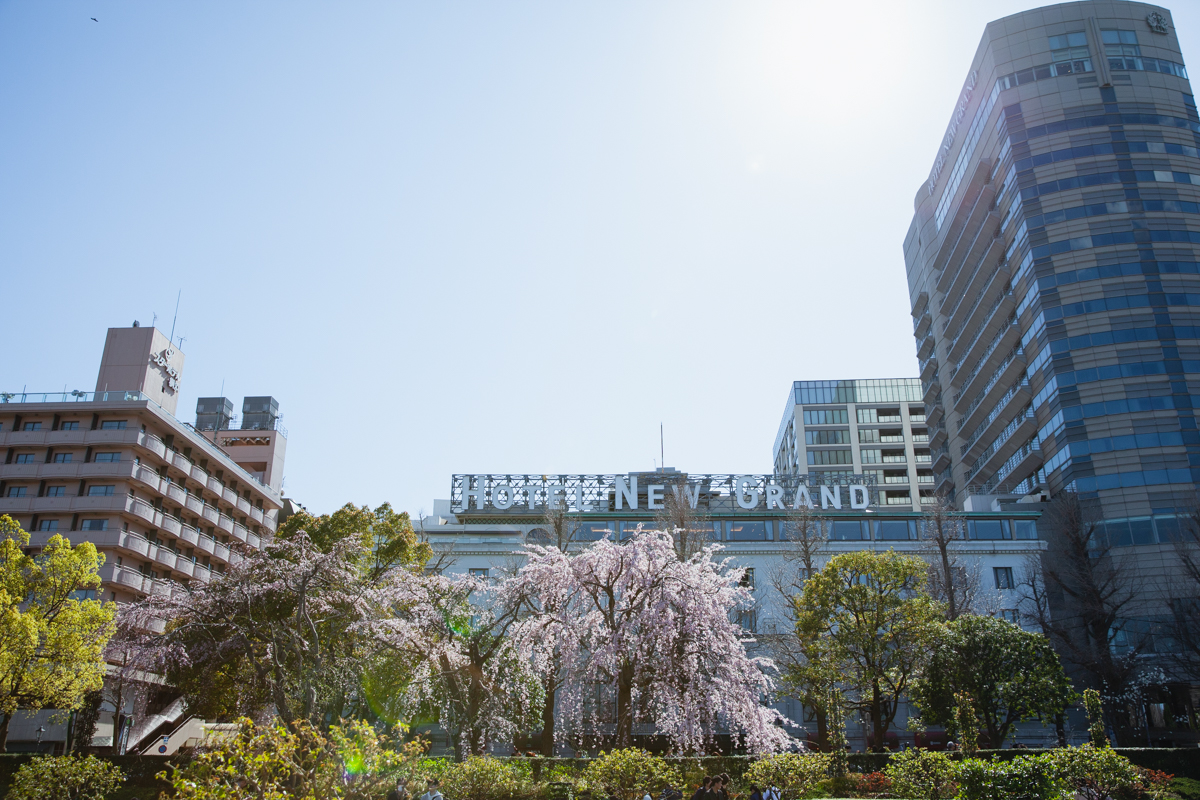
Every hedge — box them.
[1,747,1196,797]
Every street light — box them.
[35,726,46,749]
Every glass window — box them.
[1049,32,1088,50]
[1012,520,1039,540]
[469,568,490,578]
[1129,518,1154,546]
[93,452,121,463]
[59,421,80,430]
[621,521,660,539]
[829,520,865,540]
[726,520,770,541]
[808,449,852,465]
[88,485,115,497]
[805,429,850,445]
[860,449,881,464]
[1105,521,1132,548]
[45,486,66,497]
[13,454,34,464]
[740,567,756,589]
[21,422,42,431]
[53,453,72,463]
[875,520,915,541]
[803,409,849,425]
[997,609,1019,623]
[994,567,1015,590]
[578,521,616,541]
[37,519,58,532]
[100,420,128,430]
[7,487,27,498]
[968,520,1009,540]
[81,519,109,531]
[858,429,881,443]
[1154,516,1182,543]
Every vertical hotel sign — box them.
[927,70,978,195]
[451,474,876,514]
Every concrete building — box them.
[0,323,286,751]
[418,471,1050,750]
[904,0,1198,739]
[773,379,934,510]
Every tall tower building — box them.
[906,1,1196,537]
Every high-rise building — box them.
[0,325,285,606]
[906,1,1195,523]
[773,378,933,510]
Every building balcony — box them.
[206,476,223,495]
[151,546,177,571]
[229,520,247,542]
[217,514,234,535]
[100,564,149,593]
[222,487,238,506]
[965,406,1036,485]
[236,496,251,515]
[213,542,230,561]
[189,464,207,484]
[200,504,218,524]
[156,511,182,537]
[958,378,1031,462]
[195,533,214,555]
[249,506,264,524]
[932,158,997,291]
[178,524,199,547]
[174,559,195,578]
[184,493,203,515]
[953,344,1026,428]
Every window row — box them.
[9,450,122,464]
[1,419,128,432]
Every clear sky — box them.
[2,1,1197,517]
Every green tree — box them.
[4,753,125,800]
[793,550,944,751]
[884,748,957,800]
[0,516,116,752]
[953,692,979,756]
[278,502,429,580]
[743,753,831,800]
[909,615,1074,748]
[1083,689,1108,747]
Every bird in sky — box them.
[91,17,98,22]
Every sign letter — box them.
[493,484,516,510]
[820,485,842,510]
[672,483,701,509]
[850,484,869,509]
[615,476,638,510]
[792,485,815,510]
[574,484,592,512]
[735,476,760,510]
[647,484,664,510]
[765,484,786,509]
[464,477,485,510]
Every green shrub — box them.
[1171,777,1200,800]
[955,754,1061,800]
[5,754,125,800]
[1044,744,1144,800]
[884,749,956,800]
[742,753,830,800]
[581,750,681,800]
[438,756,535,800]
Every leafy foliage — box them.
[953,692,979,756]
[0,515,116,751]
[4,753,125,800]
[884,748,957,800]
[277,502,429,580]
[741,752,830,800]
[954,754,1060,800]
[1083,688,1108,747]
[435,755,536,800]
[1043,744,1147,800]
[793,550,944,751]
[581,749,682,800]
[162,716,422,800]
[909,614,1074,749]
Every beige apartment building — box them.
[0,324,287,752]
[1,324,285,606]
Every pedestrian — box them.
[694,776,712,800]
[705,777,721,800]
[718,774,731,800]
[387,778,407,800]
[749,785,762,800]
[420,779,443,800]
[641,788,653,800]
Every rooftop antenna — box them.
[177,335,187,349]
[660,423,665,469]
[169,290,181,342]
[152,312,158,328]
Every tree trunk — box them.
[0,714,9,753]
[616,665,634,748]
[540,686,557,756]
[816,709,828,751]
[940,545,957,620]
[1055,713,1066,747]
[870,685,885,752]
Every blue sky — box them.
[2,1,1197,516]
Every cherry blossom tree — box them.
[506,530,791,754]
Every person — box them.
[705,777,721,800]
[693,776,712,800]
[387,779,407,800]
[641,789,653,800]
[749,785,763,800]
[420,779,443,800]
[718,774,731,800]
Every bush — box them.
[1171,777,1200,800]
[742,753,829,800]
[438,756,536,800]
[884,749,956,800]
[1044,744,1146,800]
[581,750,681,800]
[163,717,421,800]
[955,754,1060,800]
[5,754,125,800]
